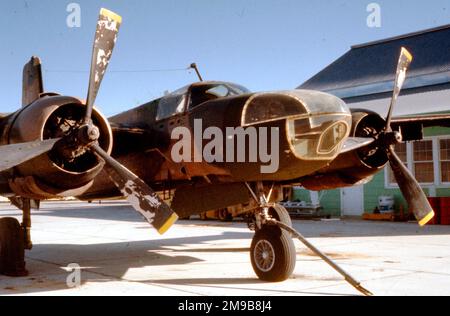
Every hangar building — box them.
[295,24,450,217]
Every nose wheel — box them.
[251,224,296,282]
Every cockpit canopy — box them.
[156,82,250,121]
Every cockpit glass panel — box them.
[206,85,230,98]
[156,82,250,119]
[243,94,308,126]
[288,114,350,160]
[189,83,250,109]
[156,94,187,121]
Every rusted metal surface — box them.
[171,182,251,217]
[8,176,94,200]
[4,96,112,194]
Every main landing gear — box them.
[0,198,36,277]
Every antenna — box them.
[190,63,203,82]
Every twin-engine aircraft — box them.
[0,9,447,282]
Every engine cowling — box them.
[300,110,388,191]
[1,95,112,199]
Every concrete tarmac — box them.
[0,201,449,296]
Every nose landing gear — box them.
[246,183,297,282]
[245,182,373,296]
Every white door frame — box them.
[340,186,364,217]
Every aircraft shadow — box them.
[0,231,255,295]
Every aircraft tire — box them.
[218,209,232,222]
[0,217,28,277]
[268,204,292,228]
[250,226,296,282]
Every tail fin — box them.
[22,56,43,107]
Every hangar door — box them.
[341,186,364,216]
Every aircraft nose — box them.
[241,90,350,127]
[241,90,352,161]
[287,115,350,161]
[284,90,352,161]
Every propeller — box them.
[82,9,178,233]
[380,48,434,226]
[0,9,178,234]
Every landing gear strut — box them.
[0,198,36,277]
[21,199,33,251]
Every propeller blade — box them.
[0,139,60,173]
[385,47,413,131]
[388,147,434,226]
[90,144,178,234]
[341,137,375,154]
[84,8,122,124]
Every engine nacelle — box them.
[0,95,112,199]
[300,110,388,191]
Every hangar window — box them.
[387,137,450,188]
[440,139,450,183]
[413,140,434,184]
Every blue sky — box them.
[1,0,449,116]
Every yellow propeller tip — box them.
[100,8,122,24]
[418,211,435,227]
[401,47,413,62]
[157,213,179,235]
